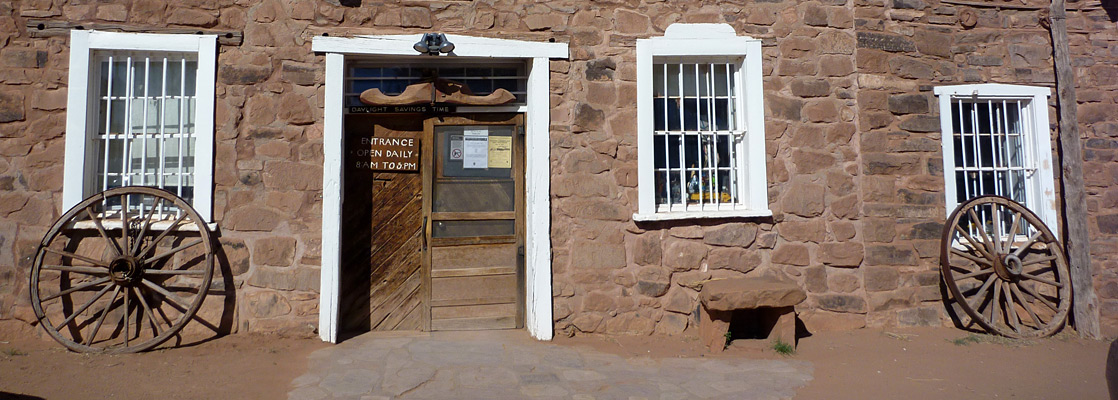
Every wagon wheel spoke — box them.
[42,248,108,268]
[1011,231,1044,258]
[966,209,997,256]
[1020,272,1064,288]
[954,225,995,262]
[144,238,203,265]
[990,279,1003,328]
[130,198,164,256]
[31,186,215,353]
[1003,211,1022,254]
[949,248,991,268]
[42,265,109,276]
[1018,282,1058,312]
[82,205,123,258]
[1002,282,1021,333]
[143,269,207,276]
[123,288,131,347]
[955,268,994,281]
[141,279,194,311]
[42,277,112,302]
[132,286,162,337]
[965,273,999,313]
[1009,283,1044,327]
[83,285,122,346]
[120,194,131,258]
[138,212,189,259]
[1021,254,1058,268]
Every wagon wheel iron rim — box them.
[940,195,1071,339]
[30,186,214,353]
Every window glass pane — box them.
[432,220,515,238]
[345,62,528,107]
[183,61,198,97]
[665,64,680,97]
[433,182,515,213]
[110,59,128,97]
[131,60,147,96]
[716,134,731,168]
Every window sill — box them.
[632,208,772,222]
[69,220,219,232]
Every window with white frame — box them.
[64,31,217,220]
[634,24,769,221]
[934,84,1058,230]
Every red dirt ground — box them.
[556,326,1109,400]
[0,325,1109,399]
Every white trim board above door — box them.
[313,34,568,343]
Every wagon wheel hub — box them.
[108,256,144,286]
[1003,254,1023,277]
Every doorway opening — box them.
[338,113,525,338]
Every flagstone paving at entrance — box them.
[288,330,813,400]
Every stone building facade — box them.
[1,0,1117,343]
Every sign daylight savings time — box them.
[352,136,419,172]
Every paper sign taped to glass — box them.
[488,136,512,168]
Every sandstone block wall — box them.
[0,0,1116,339]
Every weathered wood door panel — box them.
[340,115,425,334]
[424,114,525,331]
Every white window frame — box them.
[63,30,218,221]
[634,24,769,222]
[934,83,1057,230]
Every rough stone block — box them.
[0,92,25,123]
[772,243,810,266]
[857,32,916,53]
[708,247,761,274]
[778,219,826,243]
[865,245,917,266]
[897,306,941,326]
[570,240,626,269]
[702,224,758,247]
[801,309,867,332]
[221,62,272,86]
[662,238,708,272]
[817,293,867,313]
[820,242,864,267]
[254,236,297,267]
[887,94,929,115]
[223,207,282,232]
[636,266,671,297]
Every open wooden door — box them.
[423,114,525,331]
[339,115,425,334]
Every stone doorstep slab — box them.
[698,277,807,353]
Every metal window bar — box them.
[93,51,197,219]
[652,60,745,213]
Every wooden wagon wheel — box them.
[940,195,1071,338]
[30,186,214,353]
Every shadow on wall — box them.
[1104,0,1118,21]
[164,235,237,350]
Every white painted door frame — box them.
[312,34,567,342]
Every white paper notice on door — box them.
[462,128,488,169]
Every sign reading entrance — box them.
[353,136,419,172]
